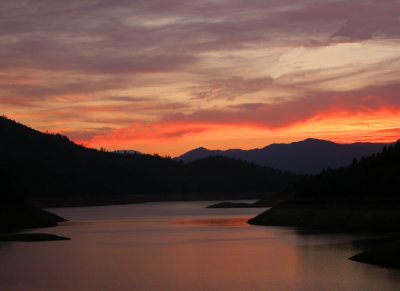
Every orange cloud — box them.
[3,0,400,158]
[75,108,399,156]
[80,122,211,150]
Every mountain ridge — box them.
[177,138,389,174]
[0,116,297,201]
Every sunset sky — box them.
[1,0,400,156]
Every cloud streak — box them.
[2,0,400,154]
[167,82,400,128]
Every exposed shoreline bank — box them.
[247,198,400,269]
[0,202,69,242]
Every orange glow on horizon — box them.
[2,0,400,159]
[73,109,400,156]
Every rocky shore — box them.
[350,240,400,268]
[0,233,70,242]
[206,192,293,208]
[248,198,400,269]
[247,199,400,232]
[0,202,68,241]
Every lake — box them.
[1,201,400,291]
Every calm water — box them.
[1,201,400,291]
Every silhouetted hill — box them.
[177,138,388,174]
[182,156,295,193]
[0,116,298,202]
[296,140,400,198]
[249,140,400,231]
[248,141,400,268]
[0,201,66,233]
[113,150,142,155]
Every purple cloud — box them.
[164,81,400,128]
[2,0,400,147]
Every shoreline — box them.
[247,198,400,269]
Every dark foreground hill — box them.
[177,138,387,174]
[0,199,69,241]
[0,116,298,203]
[0,201,66,233]
[248,141,400,268]
[249,140,400,231]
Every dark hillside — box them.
[249,141,400,231]
[0,116,297,201]
[178,138,387,174]
[297,141,400,199]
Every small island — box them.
[207,192,294,208]
[0,233,70,242]
[207,201,258,208]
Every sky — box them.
[1,0,400,156]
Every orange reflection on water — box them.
[174,217,251,227]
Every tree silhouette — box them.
[0,116,298,201]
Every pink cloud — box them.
[81,122,210,149]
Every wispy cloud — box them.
[1,0,400,154]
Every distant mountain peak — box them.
[186,147,210,153]
[297,138,335,144]
[193,146,208,151]
[303,138,328,142]
[1,116,297,198]
[113,150,142,155]
[177,138,389,174]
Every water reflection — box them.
[175,217,251,227]
[0,202,400,291]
